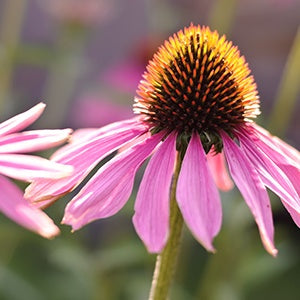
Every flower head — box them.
[26,25,300,256]
[0,103,73,238]
[134,25,259,143]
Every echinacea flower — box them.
[26,25,300,256]
[0,103,73,238]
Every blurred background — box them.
[0,0,299,299]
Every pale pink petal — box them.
[62,131,165,231]
[68,128,99,142]
[0,129,72,153]
[207,149,234,191]
[176,132,222,252]
[51,117,145,160]
[133,132,177,253]
[0,154,73,181]
[0,175,59,238]
[0,103,45,137]
[239,125,300,196]
[273,136,300,164]
[237,130,300,216]
[25,121,147,206]
[221,132,277,256]
[251,123,300,164]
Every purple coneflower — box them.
[0,103,72,238]
[26,25,300,256]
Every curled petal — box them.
[177,132,222,252]
[0,175,59,238]
[222,132,277,256]
[0,129,72,154]
[25,120,147,206]
[133,132,177,253]
[62,131,165,230]
[0,103,45,137]
[0,154,73,181]
[207,149,233,191]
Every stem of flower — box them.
[148,153,184,300]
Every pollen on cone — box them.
[134,24,260,135]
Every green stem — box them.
[0,0,28,110]
[149,154,184,300]
[268,27,300,136]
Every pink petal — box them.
[240,124,300,196]
[133,132,177,253]
[251,123,300,164]
[0,103,45,137]
[207,149,234,191]
[0,154,73,182]
[62,131,165,231]
[25,121,147,206]
[176,132,222,252]
[221,132,277,256]
[0,129,72,153]
[51,117,144,160]
[281,201,300,227]
[237,130,300,217]
[0,175,59,238]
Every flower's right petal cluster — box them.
[222,132,277,256]
[237,124,300,226]
[219,124,300,256]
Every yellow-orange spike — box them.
[134,24,260,136]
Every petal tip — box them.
[39,225,60,239]
[269,248,278,258]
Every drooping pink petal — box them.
[67,128,99,143]
[133,132,177,253]
[0,154,73,181]
[237,130,300,223]
[0,103,45,137]
[0,175,59,238]
[207,149,234,191]
[221,132,278,256]
[50,117,145,160]
[25,121,147,206]
[62,131,165,231]
[239,124,300,196]
[176,132,222,252]
[251,123,300,164]
[0,129,72,153]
